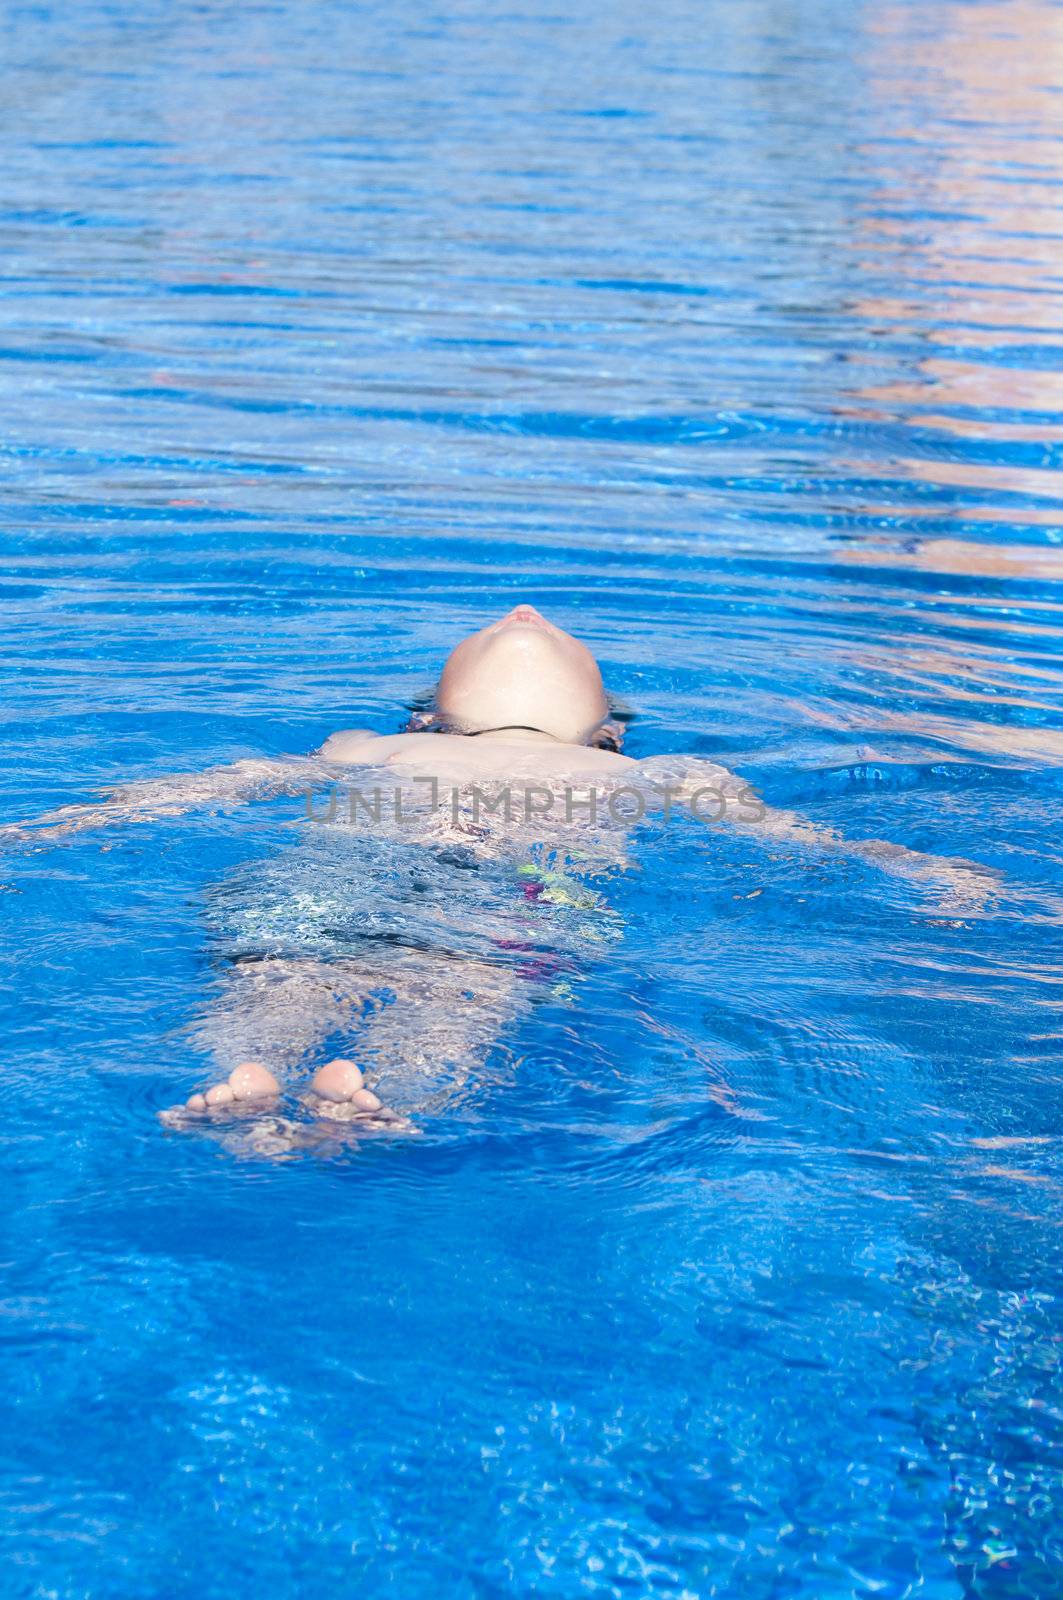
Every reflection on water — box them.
[843,0,1063,541]
[0,0,1061,1595]
[828,0,1063,773]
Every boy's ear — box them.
[589,718,625,752]
[403,708,442,734]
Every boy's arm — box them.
[638,755,999,913]
[738,799,997,912]
[0,737,378,848]
[317,728,383,762]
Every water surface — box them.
[1,1,1061,1595]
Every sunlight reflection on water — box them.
[0,1,1061,1595]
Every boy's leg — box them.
[162,945,541,1148]
[162,955,386,1120]
[189,954,379,1080]
[341,948,526,1116]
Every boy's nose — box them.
[507,604,546,626]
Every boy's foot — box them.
[308,1058,403,1124]
[160,1057,409,1136]
[309,1057,378,1108]
[166,1060,281,1118]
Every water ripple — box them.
[1,0,1062,1595]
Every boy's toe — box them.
[228,1061,281,1100]
[350,1087,382,1112]
[310,1058,365,1102]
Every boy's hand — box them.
[852,836,1001,915]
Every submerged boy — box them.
[1,605,994,1138]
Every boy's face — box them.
[435,606,609,743]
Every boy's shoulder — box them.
[318,728,637,781]
[318,728,397,762]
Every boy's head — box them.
[431,605,612,745]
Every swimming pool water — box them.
[1,1,1061,1594]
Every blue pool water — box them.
[1,0,1062,1593]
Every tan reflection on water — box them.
[841,0,1063,531]
[819,0,1063,762]
[841,536,1063,581]
[784,695,1063,764]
